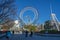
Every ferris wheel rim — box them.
[20,7,38,24]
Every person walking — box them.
[29,30,33,37]
[6,31,11,40]
[25,30,28,37]
[12,31,14,34]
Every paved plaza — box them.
[0,34,60,40]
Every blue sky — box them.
[15,0,60,25]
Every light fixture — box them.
[15,20,19,24]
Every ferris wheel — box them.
[20,7,38,25]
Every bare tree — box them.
[0,0,17,29]
[0,0,17,24]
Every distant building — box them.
[35,24,44,32]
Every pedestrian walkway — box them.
[0,34,60,40]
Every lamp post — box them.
[14,20,20,31]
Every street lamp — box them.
[14,20,20,31]
[15,20,19,24]
[14,20,19,28]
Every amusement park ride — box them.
[16,6,60,31]
[50,4,60,31]
[20,7,38,25]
